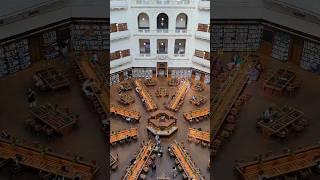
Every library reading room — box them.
[0,0,320,180]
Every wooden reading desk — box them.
[156,87,169,97]
[110,128,138,144]
[144,78,157,86]
[29,104,77,135]
[110,104,141,122]
[35,67,70,91]
[119,94,135,105]
[211,60,250,140]
[235,145,320,180]
[134,79,157,111]
[169,141,205,180]
[168,78,180,86]
[119,82,133,91]
[188,128,210,143]
[190,95,207,106]
[257,105,305,137]
[183,107,210,122]
[264,69,296,95]
[0,138,98,180]
[76,58,109,118]
[122,140,155,180]
[167,80,190,111]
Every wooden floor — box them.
[212,53,320,180]
[0,52,319,179]
[110,78,210,179]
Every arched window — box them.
[157,13,169,30]
[176,13,188,30]
[138,13,149,29]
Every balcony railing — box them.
[174,53,186,57]
[138,29,150,33]
[136,29,191,35]
[135,0,190,5]
[195,31,209,41]
[110,30,130,41]
[111,0,128,9]
[198,0,210,10]
[157,29,169,33]
[175,29,187,33]
[139,53,151,57]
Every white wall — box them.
[110,0,210,74]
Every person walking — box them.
[159,148,163,158]
[171,166,177,178]
[151,163,156,177]
[26,88,36,108]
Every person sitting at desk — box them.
[233,54,243,68]
[248,65,260,83]
[32,74,46,90]
[262,107,273,123]
[82,79,94,97]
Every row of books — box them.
[271,32,291,62]
[211,24,262,51]
[0,39,31,77]
[300,40,320,71]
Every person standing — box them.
[159,147,163,158]
[26,88,36,108]
[151,163,156,177]
[171,166,177,178]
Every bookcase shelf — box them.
[300,40,320,71]
[71,24,109,51]
[0,39,31,77]
[271,32,291,62]
[211,24,262,52]
[42,31,59,60]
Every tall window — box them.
[176,13,188,30]
[157,39,168,54]
[157,13,169,31]
[174,39,186,55]
[139,39,151,55]
[138,13,150,30]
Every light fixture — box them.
[161,43,164,45]
[116,23,118,26]
[180,18,184,22]
[161,18,164,21]
[179,43,182,45]
[142,17,145,21]
[144,42,146,45]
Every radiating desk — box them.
[134,79,157,111]
[110,104,141,122]
[188,128,210,143]
[184,107,210,122]
[167,80,190,111]
[169,141,205,180]
[235,145,320,180]
[0,139,98,180]
[110,128,138,144]
[123,140,155,180]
